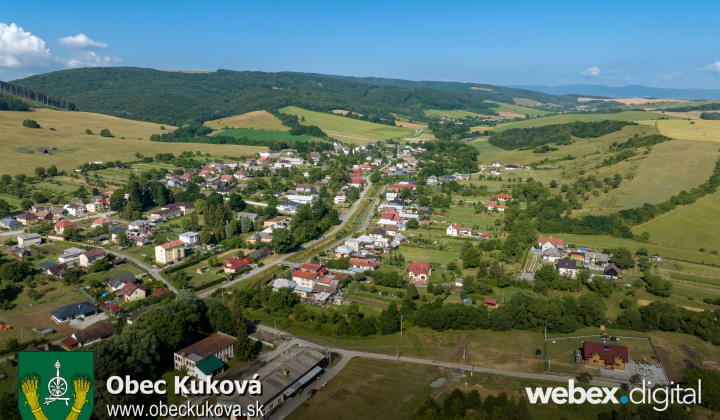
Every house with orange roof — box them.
[155,240,185,264]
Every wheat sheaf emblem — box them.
[20,359,91,420]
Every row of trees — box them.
[489,120,634,150]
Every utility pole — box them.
[400,315,403,338]
[396,346,399,363]
[471,359,474,376]
[463,344,466,361]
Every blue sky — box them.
[2,0,720,88]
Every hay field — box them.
[0,109,265,175]
[489,111,675,132]
[656,119,720,142]
[575,139,720,215]
[632,190,720,253]
[204,110,286,131]
[280,106,414,143]
[513,97,543,106]
[395,121,428,129]
[483,100,551,117]
[578,98,688,105]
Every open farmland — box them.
[213,128,314,142]
[646,99,720,110]
[632,190,720,253]
[578,98,689,105]
[280,106,415,143]
[0,108,266,176]
[656,119,720,142]
[287,358,441,420]
[425,109,495,119]
[484,100,551,117]
[485,111,675,133]
[204,110,286,131]
[575,139,720,215]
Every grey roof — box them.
[108,272,136,289]
[556,259,577,270]
[0,218,21,227]
[37,261,57,269]
[17,233,41,240]
[50,301,99,319]
[273,278,297,290]
[543,248,562,257]
[248,247,271,261]
[237,212,260,220]
[111,226,127,234]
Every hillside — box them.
[509,84,720,100]
[0,108,265,176]
[11,67,574,125]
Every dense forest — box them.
[0,92,30,111]
[488,120,634,149]
[0,81,75,110]
[700,112,720,120]
[664,102,720,112]
[11,67,570,125]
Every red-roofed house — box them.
[581,342,628,370]
[485,201,498,210]
[349,258,378,271]
[153,288,169,297]
[380,211,400,221]
[483,298,499,308]
[121,282,147,302]
[387,183,417,193]
[407,262,433,284]
[350,179,363,188]
[223,256,253,273]
[54,219,75,235]
[446,222,472,237]
[105,301,123,317]
[494,193,512,201]
[538,236,565,251]
[91,217,111,228]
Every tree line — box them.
[488,120,634,150]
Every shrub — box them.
[22,119,41,129]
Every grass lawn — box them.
[633,190,720,254]
[0,108,266,176]
[656,119,720,142]
[204,110,287,131]
[648,331,720,383]
[280,106,415,143]
[400,247,459,267]
[0,278,87,345]
[287,358,442,420]
[212,128,314,142]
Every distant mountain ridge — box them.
[507,84,720,100]
[10,67,579,125]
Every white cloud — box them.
[580,66,601,77]
[0,22,53,69]
[657,72,682,81]
[58,34,108,49]
[700,61,720,72]
[66,51,121,68]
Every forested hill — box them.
[12,67,572,125]
[307,73,581,105]
[0,80,75,110]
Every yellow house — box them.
[581,342,628,370]
[85,202,105,213]
[155,240,185,264]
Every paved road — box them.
[197,165,388,298]
[110,249,179,294]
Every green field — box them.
[576,139,720,215]
[633,190,720,253]
[484,100,552,117]
[656,119,720,142]
[646,99,720,110]
[213,128,314,142]
[0,108,266,176]
[483,111,675,133]
[287,358,442,420]
[425,109,494,119]
[280,106,415,143]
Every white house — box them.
[179,231,200,245]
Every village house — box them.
[91,217,111,228]
[223,256,253,274]
[155,240,185,264]
[50,301,102,324]
[538,236,565,251]
[16,212,38,226]
[237,212,260,221]
[604,263,621,279]
[63,204,85,216]
[61,321,115,349]
[556,259,578,278]
[174,332,237,380]
[17,233,41,248]
[0,218,22,229]
[79,249,106,268]
[120,282,147,302]
[484,298,499,308]
[579,341,628,370]
[54,219,75,235]
[446,222,472,237]
[494,193,512,202]
[110,226,127,242]
[407,261,433,285]
[107,272,136,292]
[179,231,200,244]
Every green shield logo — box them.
[18,352,93,420]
